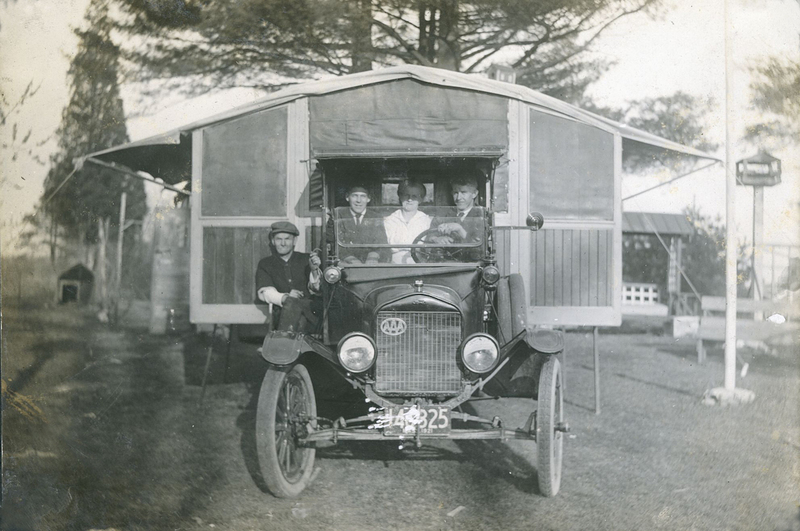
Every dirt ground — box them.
[2,302,799,531]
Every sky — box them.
[1,0,799,253]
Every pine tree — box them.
[116,0,660,101]
[42,0,146,307]
[746,57,800,145]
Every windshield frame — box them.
[331,205,488,265]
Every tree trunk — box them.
[417,0,460,70]
[49,215,57,264]
[436,0,460,71]
[349,0,373,72]
[95,217,110,321]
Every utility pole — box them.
[723,0,737,392]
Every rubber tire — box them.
[536,356,563,497]
[496,273,528,345]
[256,363,317,498]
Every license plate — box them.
[375,405,451,436]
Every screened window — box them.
[529,110,614,220]
[201,107,288,216]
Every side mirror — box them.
[526,212,544,231]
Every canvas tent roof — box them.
[85,65,720,183]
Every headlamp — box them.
[337,333,376,373]
[461,334,499,373]
[481,265,501,287]
[324,266,342,284]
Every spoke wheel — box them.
[410,228,464,263]
[256,364,316,498]
[536,356,563,497]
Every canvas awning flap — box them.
[87,129,192,184]
[310,116,508,158]
[308,78,509,158]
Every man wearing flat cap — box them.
[256,221,322,333]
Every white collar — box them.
[391,209,427,223]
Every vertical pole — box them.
[723,0,738,391]
[560,326,566,395]
[667,237,673,315]
[200,324,217,404]
[770,246,776,299]
[114,192,127,323]
[593,326,600,415]
[676,239,683,299]
[97,217,108,314]
[18,261,23,306]
[752,186,764,318]
[223,324,235,384]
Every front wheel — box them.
[256,363,317,497]
[536,356,563,497]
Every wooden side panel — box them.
[494,230,512,276]
[529,228,613,307]
[202,227,272,305]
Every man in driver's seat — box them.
[432,176,484,260]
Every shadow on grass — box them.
[182,332,266,387]
[236,378,270,494]
[7,338,89,394]
[612,372,698,397]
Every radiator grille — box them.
[374,311,462,395]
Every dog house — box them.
[83,66,718,328]
[57,263,94,304]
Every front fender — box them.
[260,331,337,366]
[482,328,564,398]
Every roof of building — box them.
[622,212,694,237]
[59,263,94,282]
[83,65,720,183]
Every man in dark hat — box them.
[331,185,390,264]
[256,221,322,333]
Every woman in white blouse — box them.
[384,180,432,264]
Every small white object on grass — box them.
[701,387,755,406]
[447,506,465,517]
[767,313,786,324]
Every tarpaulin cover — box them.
[309,80,508,157]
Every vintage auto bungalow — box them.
[84,65,721,498]
[85,65,717,330]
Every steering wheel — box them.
[410,228,465,263]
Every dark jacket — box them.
[256,251,314,298]
[329,209,391,263]
[431,207,485,261]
